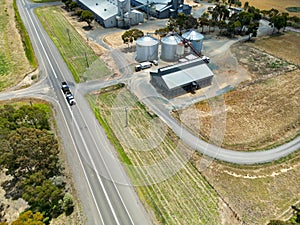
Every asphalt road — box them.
[128,63,300,165]
[12,0,152,224]
[0,0,299,224]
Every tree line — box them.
[62,0,94,27]
[0,103,74,225]
[154,1,300,40]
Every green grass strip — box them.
[35,6,110,83]
[91,103,132,165]
[13,0,37,68]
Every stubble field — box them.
[239,0,300,16]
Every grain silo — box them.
[182,30,204,54]
[136,35,159,62]
[160,34,182,62]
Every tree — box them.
[166,17,178,32]
[22,180,64,219]
[69,2,79,11]
[155,27,170,38]
[13,105,50,130]
[11,211,45,225]
[121,29,144,48]
[246,21,259,40]
[61,193,74,215]
[270,14,288,33]
[227,20,236,37]
[62,0,72,10]
[183,15,198,30]
[198,17,209,33]
[208,19,216,32]
[0,127,60,179]
[218,20,227,35]
[80,10,94,27]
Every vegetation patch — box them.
[13,0,37,68]
[88,85,225,225]
[286,7,300,13]
[0,101,83,225]
[0,54,10,76]
[35,6,111,83]
[0,0,33,91]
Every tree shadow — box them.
[2,178,22,200]
[121,46,136,53]
[83,25,93,31]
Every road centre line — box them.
[22,0,110,224]
[24,3,135,223]
[75,100,135,225]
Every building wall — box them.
[150,73,213,98]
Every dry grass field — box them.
[177,32,300,151]
[198,152,300,225]
[176,32,300,224]
[240,0,300,16]
[0,0,32,91]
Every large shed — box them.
[76,0,143,28]
[130,0,191,19]
[150,58,214,98]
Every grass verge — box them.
[88,84,222,225]
[0,0,33,91]
[35,6,111,83]
[13,0,37,68]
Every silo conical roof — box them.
[161,34,181,45]
[136,35,159,46]
[182,30,204,41]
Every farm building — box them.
[130,0,192,19]
[76,0,143,28]
[150,58,214,98]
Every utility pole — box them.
[84,51,89,68]
[66,28,71,43]
[125,107,128,127]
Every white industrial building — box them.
[131,0,191,19]
[150,58,214,98]
[76,0,144,28]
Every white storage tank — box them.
[136,35,159,62]
[160,34,181,62]
[182,30,204,54]
[176,42,184,56]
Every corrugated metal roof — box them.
[78,0,118,20]
[161,34,181,45]
[182,30,204,40]
[136,35,159,46]
[133,0,171,11]
[161,60,213,89]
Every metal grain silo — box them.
[160,34,181,62]
[136,35,159,62]
[182,30,204,54]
